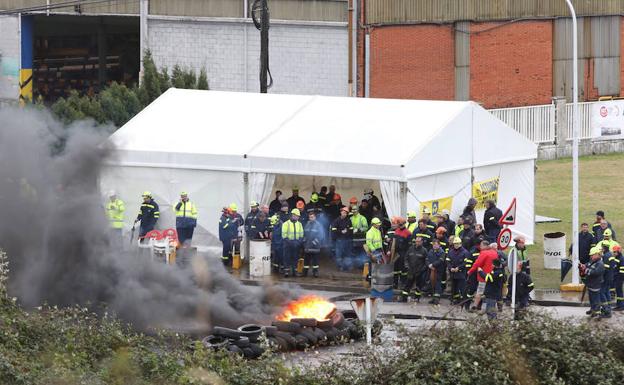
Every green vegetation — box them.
[2,249,624,385]
[530,152,624,288]
[50,51,209,127]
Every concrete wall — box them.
[147,17,348,96]
[0,15,20,101]
[538,139,624,160]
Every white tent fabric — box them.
[379,180,402,220]
[104,89,538,247]
[249,172,276,207]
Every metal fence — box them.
[489,104,556,144]
[489,101,596,144]
[565,102,593,140]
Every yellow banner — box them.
[420,196,453,216]
[472,177,500,210]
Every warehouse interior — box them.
[32,14,139,103]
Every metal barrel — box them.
[371,263,394,292]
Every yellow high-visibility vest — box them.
[106,198,125,229]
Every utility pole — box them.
[252,0,272,93]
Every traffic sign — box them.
[499,197,517,225]
[497,228,512,250]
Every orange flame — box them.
[276,295,336,321]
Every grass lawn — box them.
[529,152,624,288]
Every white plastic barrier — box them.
[249,240,271,277]
[544,232,566,269]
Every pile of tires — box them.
[200,311,382,357]
[201,324,266,359]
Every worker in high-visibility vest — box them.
[106,190,125,245]
[174,191,198,247]
[281,208,304,278]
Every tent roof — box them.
[109,88,538,180]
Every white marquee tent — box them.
[102,88,537,250]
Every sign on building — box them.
[591,100,624,141]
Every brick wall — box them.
[148,18,348,96]
[368,24,455,100]
[469,20,553,108]
[0,15,20,100]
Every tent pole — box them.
[400,182,407,216]
[244,173,250,259]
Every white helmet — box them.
[108,190,117,197]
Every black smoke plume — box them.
[0,107,297,331]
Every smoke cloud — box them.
[0,107,298,332]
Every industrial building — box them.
[0,0,350,103]
[2,1,624,109]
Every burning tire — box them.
[272,320,302,334]
[291,318,318,327]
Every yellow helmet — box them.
[229,203,238,211]
[291,208,301,216]
[371,217,381,225]
[590,247,602,255]
[604,229,612,237]
[142,191,151,197]
[407,211,417,218]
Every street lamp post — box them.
[564,0,580,285]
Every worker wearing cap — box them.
[279,201,290,223]
[174,191,198,247]
[332,206,354,271]
[581,247,605,318]
[508,236,530,276]
[612,245,624,311]
[281,208,304,278]
[406,211,418,234]
[106,190,125,244]
[135,191,160,239]
[286,187,305,211]
[306,192,323,216]
[366,217,384,264]
[440,209,456,237]
[446,237,470,304]
[269,214,283,273]
[599,242,617,317]
[296,200,307,227]
[245,201,260,236]
[596,229,620,252]
[596,219,617,243]
[420,207,436,231]
[390,217,412,288]
[221,203,244,267]
[219,207,232,265]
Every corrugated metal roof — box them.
[366,0,624,25]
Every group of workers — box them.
[105,190,198,247]
[105,187,622,321]
[576,211,622,319]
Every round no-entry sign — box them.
[497,228,512,250]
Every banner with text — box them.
[472,177,499,210]
[419,196,453,216]
[591,100,624,141]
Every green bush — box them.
[50,51,209,128]
[1,249,623,385]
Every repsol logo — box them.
[545,251,562,257]
[479,180,499,193]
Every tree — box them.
[197,68,209,90]
[50,51,210,127]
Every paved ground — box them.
[279,286,624,366]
